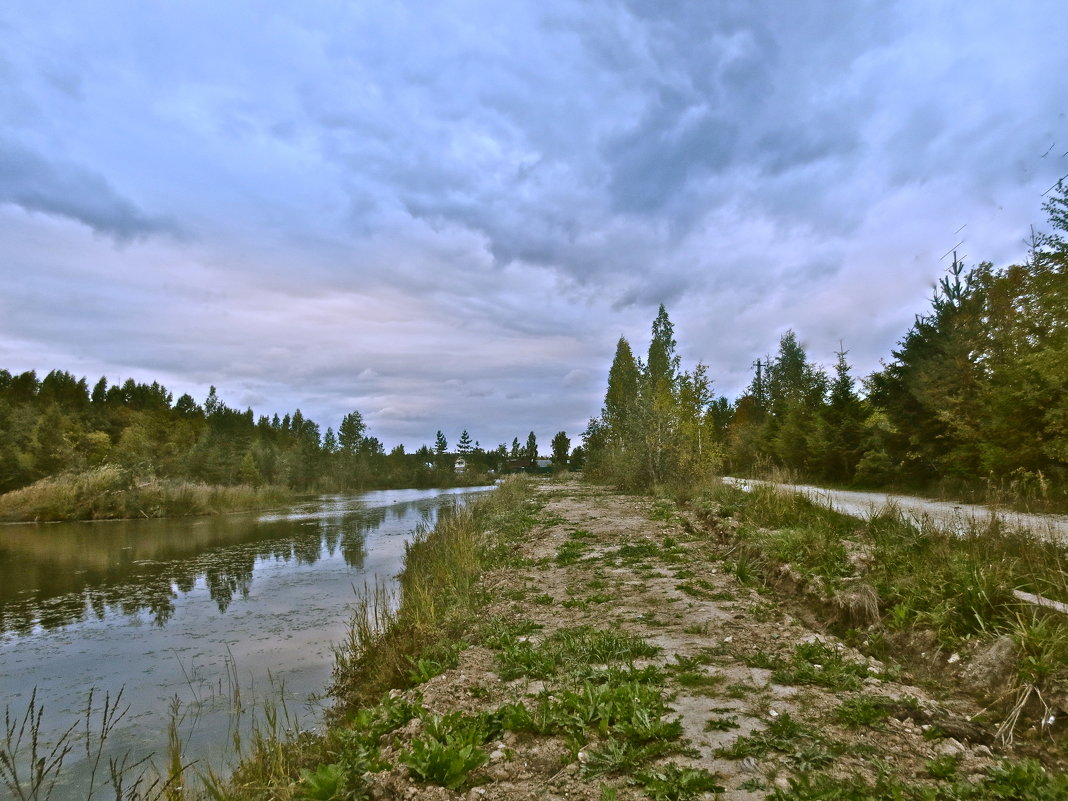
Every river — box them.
[0,484,493,799]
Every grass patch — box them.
[493,626,660,680]
[771,640,872,691]
[767,758,1068,801]
[0,464,293,521]
[696,481,1068,711]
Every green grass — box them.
[766,758,1068,801]
[696,481,1068,706]
[771,640,872,691]
[492,626,660,680]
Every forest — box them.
[0,370,555,502]
[584,182,1068,507]
[3,182,1065,512]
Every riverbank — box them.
[210,476,1067,800]
[0,465,295,522]
[0,465,497,522]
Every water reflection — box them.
[0,491,446,635]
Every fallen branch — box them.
[1013,589,1068,615]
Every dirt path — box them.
[365,480,1027,800]
[723,477,1068,542]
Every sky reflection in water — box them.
[0,485,491,799]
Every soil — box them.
[362,479,1052,800]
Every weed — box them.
[493,626,659,680]
[772,641,869,691]
[399,710,503,789]
[407,641,463,684]
[634,764,724,800]
[926,754,960,780]
[717,713,824,760]
[556,540,588,565]
[835,696,893,728]
[673,671,726,696]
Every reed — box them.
[0,466,293,522]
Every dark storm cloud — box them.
[1,0,1067,447]
[0,139,175,241]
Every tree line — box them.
[0,373,552,494]
[585,183,1068,503]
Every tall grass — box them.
[691,480,1068,733]
[0,466,293,522]
[329,477,537,712]
[211,478,538,799]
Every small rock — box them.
[937,738,965,757]
[948,653,960,664]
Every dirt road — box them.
[362,480,1046,800]
[723,477,1068,542]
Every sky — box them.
[2,1,1067,452]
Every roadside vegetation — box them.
[584,181,1068,511]
[692,480,1068,731]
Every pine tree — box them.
[435,430,448,454]
[457,430,473,454]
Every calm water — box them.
[0,485,492,798]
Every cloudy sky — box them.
[2,1,1066,451]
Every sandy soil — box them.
[363,479,1042,800]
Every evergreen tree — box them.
[435,430,448,454]
[457,429,473,454]
[604,337,639,438]
[338,411,366,455]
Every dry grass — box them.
[0,465,292,522]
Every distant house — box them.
[454,457,467,473]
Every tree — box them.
[818,347,865,482]
[435,430,448,454]
[551,431,570,468]
[338,411,366,455]
[646,304,679,396]
[525,431,538,461]
[457,430,473,454]
[510,437,521,458]
[604,337,639,438]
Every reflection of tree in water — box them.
[0,490,476,634]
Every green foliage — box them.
[584,307,724,492]
[771,641,870,692]
[835,696,894,727]
[399,712,491,790]
[492,626,659,681]
[634,764,724,800]
[766,758,1068,801]
[716,713,825,761]
[297,763,345,800]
